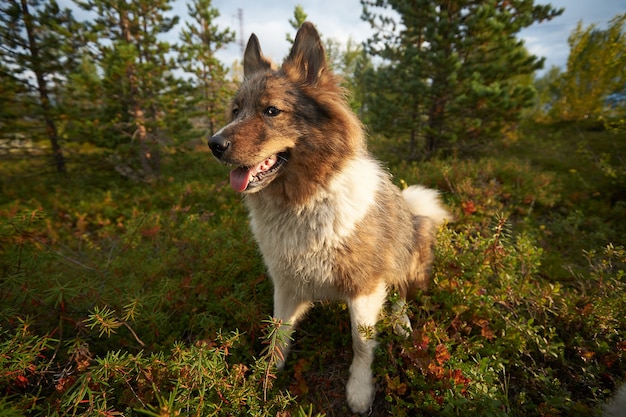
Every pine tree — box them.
[0,61,33,138]
[75,0,180,181]
[178,0,235,137]
[0,0,79,173]
[361,0,563,159]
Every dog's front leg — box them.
[345,281,387,414]
[272,284,311,369]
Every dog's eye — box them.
[232,106,240,118]
[263,106,281,117]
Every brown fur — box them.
[333,181,433,298]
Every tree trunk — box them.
[120,8,155,181]
[21,0,66,174]
[408,109,418,160]
[425,98,445,157]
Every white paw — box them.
[393,312,413,338]
[346,371,375,414]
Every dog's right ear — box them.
[244,34,272,79]
[284,22,326,86]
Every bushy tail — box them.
[402,185,452,228]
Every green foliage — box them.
[577,120,626,188]
[178,0,235,137]
[363,125,624,415]
[376,224,625,416]
[70,0,189,180]
[526,65,563,122]
[56,332,294,416]
[0,0,79,172]
[360,0,563,159]
[531,13,626,124]
[555,13,626,121]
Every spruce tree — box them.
[178,0,235,137]
[0,0,79,173]
[75,0,180,181]
[361,0,563,158]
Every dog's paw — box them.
[346,371,375,414]
[393,312,413,338]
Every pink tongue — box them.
[230,167,253,192]
[228,155,279,192]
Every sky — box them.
[189,0,626,76]
[59,0,625,76]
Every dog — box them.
[208,22,451,414]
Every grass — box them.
[0,122,625,416]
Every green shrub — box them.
[376,222,625,416]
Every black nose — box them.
[208,134,231,159]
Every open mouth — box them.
[229,151,289,192]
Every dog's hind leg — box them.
[345,281,387,414]
[272,285,311,369]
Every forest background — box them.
[1,0,625,416]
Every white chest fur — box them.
[246,156,384,300]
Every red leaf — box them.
[16,374,29,388]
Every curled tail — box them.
[402,185,452,228]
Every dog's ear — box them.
[285,22,327,85]
[244,34,272,79]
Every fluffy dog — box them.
[208,22,450,413]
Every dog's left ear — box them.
[284,22,327,85]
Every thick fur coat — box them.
[208,22,451,413]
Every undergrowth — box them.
[0,123,625,416]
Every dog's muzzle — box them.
[208,134,230,159]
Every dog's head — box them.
[209,23,332,193]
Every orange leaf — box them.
[451,369,471,389]
[476,318,496,340]
[427,362,445,379]
[435,344,451,365]
[461,200,477,215]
